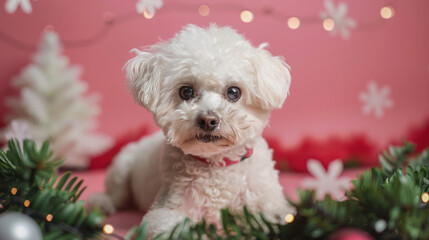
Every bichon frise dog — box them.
[90,24,293,236]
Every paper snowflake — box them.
[320,0,357,39]
[2,120,32,143]
[5,0,32,14]
[359,81,394,118]
[302,159,350,200]
[136,0,163,16]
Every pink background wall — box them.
[1,0,428,150]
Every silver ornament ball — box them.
[0,212,42,240]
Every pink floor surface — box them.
[75,168,365,236]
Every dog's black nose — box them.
[197,114,219,131]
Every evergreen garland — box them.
[0,139,105,239]
[1,139,428,239]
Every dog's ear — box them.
[125,49,162,113]
[250,44,291,110]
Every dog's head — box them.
[126,24,291,157]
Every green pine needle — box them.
[0,139,105,239]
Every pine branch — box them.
[0,139,105,239]
[378,141,415,177]
[2,139,428,239]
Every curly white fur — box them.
[90,24,293,237]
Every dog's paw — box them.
[89,193,117,215]
[143,208,188,237]
[263,205,296,224]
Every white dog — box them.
[90,24,293,236]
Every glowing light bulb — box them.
[288,17,300,29]
[11,187,17,195]
[143,9,154,19]
[422,192,429,203]
[46,214,53,222]
[323,18,335,31]
[240,10,254,23]
[23,200,30,207]
[284,213,295,223]
[199,5,210,16]
[380,6,395,19]
[103,224,114,234]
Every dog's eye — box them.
[226,87,241,102]
[179,86,195,100]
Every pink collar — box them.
[193,148,253,167]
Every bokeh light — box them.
[422,192,429,203]
[103,224,114,234]
[46,214,53,222]
[284,214,295,223]
[288,17,300,29]
[143,9,154,19]
[323,18,335,31]
[199,5,210,16]
[240,10,254,23]
[44,25,55,32]
[380,6,395,19]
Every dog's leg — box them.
[257,181,295,224]
[244,146,295,223]
[89,143,140,215]
[244,178,294,224]
[90,132,164,215]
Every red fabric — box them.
[193,148,253,166]
[268,117,429,172]
[267,135,378,172]
[407,117,429,153]
[90,117,429,172]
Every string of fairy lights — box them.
[8,185,429,238]
[8,186,124,239]
[0,2,397,51]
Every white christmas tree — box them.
[1,31,112,168]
